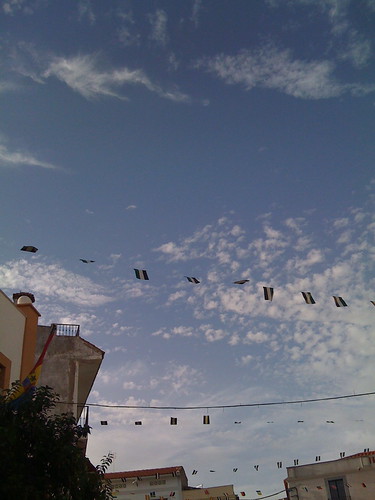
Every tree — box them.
[0,384,112,500]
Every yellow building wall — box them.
[0,290,26,387]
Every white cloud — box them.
[0,258,113,307]
[43,53,190,102]
[198,45,375,99]
[77,0,95,25]
[148,9,168,47]
[0,143,60,170]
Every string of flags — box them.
[20,247,373,307]
[98,417,356,427]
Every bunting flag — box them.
[80,259,95,263]
[21,245,38,253]
[203,415,210,424]
[233,280,249,285]
[333,296,347,307]
[134,269,149,280]
[186,277,200,284]
[7,324,56,407]
[301,291,315,304]
[170,417,177,425]
[263,287,274,301]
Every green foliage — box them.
[0,384,109,500]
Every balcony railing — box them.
[54,323,80,336]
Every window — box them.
[328,479,348,500]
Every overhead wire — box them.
[76,390,375,410]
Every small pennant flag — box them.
[333,296,347,307]
[203,415,210,424]
[263,286,274,301]
[21,245,38,253]
[134,269,149,280]
[186,277,200,284]
[233,280,249,285]
[254,465,259,471]
[101,421,108,425]
[80,259,95,263]
[135,421,142,425]
[301,291,315,304]
[170,417,177,425]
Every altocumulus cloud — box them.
[0,259,113,307]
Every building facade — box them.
[285,450,375,500]
[105,466,237,500]
[0,289,104,423]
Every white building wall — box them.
[0,290,25,383]
[111,475,183,500]
[286,454,375,499]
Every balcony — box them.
[54,324,80,336]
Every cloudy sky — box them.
[1,0,375,497]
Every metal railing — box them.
[54,323,80,336]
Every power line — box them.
[81,390,375,410]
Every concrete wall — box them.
[0,290,26,386]
[286,454,375,499]
[36,325,104,419]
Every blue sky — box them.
[1,0,375,497]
